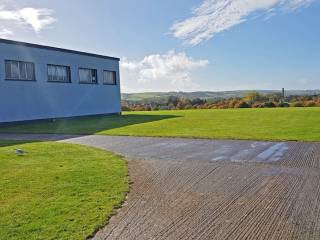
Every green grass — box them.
[0,141,128,240]
[1,108,320,141]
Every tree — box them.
[243,92,263,104]
[266,93,281,102]
[191,98,206,105]
[167,96,179,107]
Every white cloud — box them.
[0,6,56,34]
[170,0,315,45]
[0,28,13,37]
[121,51,209,92]
[286,0,314,9]
[18,8,56,32]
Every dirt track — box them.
[62,136,320,240]
[1,134,320,239]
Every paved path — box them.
[1,134,320,239]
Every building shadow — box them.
[0,140,38,147]
[0,114,180,136]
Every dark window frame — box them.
[47,64,72,83]
[78,67,98,84]
[103,70,117,85]
[5,60,36,81]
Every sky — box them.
[0,0,319,93]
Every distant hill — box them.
[122,90,320,103]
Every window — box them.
[48,64,71,83]
[79,68,98,84]
[5,60,35,81]
[103,70,117,85]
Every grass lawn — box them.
[0,141,128,240]
[1,108,320,141]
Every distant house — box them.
[0,39,121,123]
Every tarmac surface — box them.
[1,134,320,240]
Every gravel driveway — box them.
[2,134,320,240]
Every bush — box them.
[228,100,239,108]
[291,102,304,107]
[263,102,276,108]
[133,105,147,111]
[121,105,131,111]
[278,102,290,108]
[235,101,251,108]
[184,104,193,109]
[251,102,264,108]
[305,101,316,107]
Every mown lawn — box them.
[1,108,320,141]
[0,141,128,240]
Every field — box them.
[1,108,320,141]
[0,141,128,240]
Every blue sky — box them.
[0,0,319,92]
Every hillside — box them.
[122,90,320,103]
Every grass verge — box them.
[0,141,128,240]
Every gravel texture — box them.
[63,136,320,240]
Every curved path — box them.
[2,134,320,239]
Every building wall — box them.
[0,42,121,123]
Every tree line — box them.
[122,92,320,111]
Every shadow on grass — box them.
[0,140,37,147]
[0,114,180,135]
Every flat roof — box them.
[0,38,120,61]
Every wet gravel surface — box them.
[1,134,320,240]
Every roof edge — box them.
[0,38,120,61]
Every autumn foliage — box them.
[122,92,320,111]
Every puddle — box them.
[211,156,228,161]
[213,145,233,154]
[230,149,251,162]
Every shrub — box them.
[251,102,264,108]
[218,105,228,109]
[278,102,290,107]
[133,105,147,111]
[184,104,193,109]
[291,102,304,107]
[168,104,176,110]
[228,100,240,108]
[235,101,251,108]
[263,102,276,108]
[159,106,169,110]
[121,105,131,111]
[305,101,316,107]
